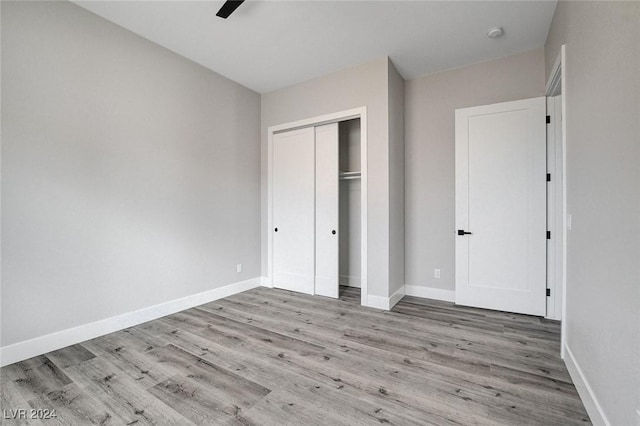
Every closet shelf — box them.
[339,171,361,180]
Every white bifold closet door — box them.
[272,127,316,294]
[315,123,339,298]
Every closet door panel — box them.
[315,123,339,298]
[273,127,315,294]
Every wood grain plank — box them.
[228,288,570,382]
[185,311,494,425]
[0,286,590,425]
[0,378,45,426]
[1,356,72,402]
[63,357,192,425]
[26,382,116,425]
[132,319,460,426]
[45,344,96,370]
[205,295,588,424]
[81,328,173,389]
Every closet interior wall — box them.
[339,119,362,289]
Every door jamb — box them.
[266,107,369,307]
[545,96,562,321]
[545,45,567,358]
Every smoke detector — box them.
[487,26,504,39]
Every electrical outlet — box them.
[434,268,441,279]
[236,264,242,273]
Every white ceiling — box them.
[73,1,557,94]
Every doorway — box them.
[545,44,567,355]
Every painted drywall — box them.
[1,1,261,347]
[261,58,392,298]
[545,2,640,424]
[339,119,361,287]
[388,60,405,297]
[404,49,545,292]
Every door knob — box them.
[332,230,336,235]
[274,227,278,232]
[457,229,472,235]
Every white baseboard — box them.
[389,286,405,309]
[564,344,609,426]
[366,285,455,310]
[0,277,262,367]
[404,285,455,302]
[365,286,405,310]
[365,295,389,310]
[339,275,361,288]
[260,276,272,288]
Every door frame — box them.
[266,107,368,307]
[545,44,567,357]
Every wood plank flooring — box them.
[1,286,590,425]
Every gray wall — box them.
[261,58,393,298]
[1,1,261,347]
[404,49,545,292]
[388,60,405,296]
[545,2,640,424]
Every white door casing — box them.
[272,127,315,294]
[315,123,340,298]
[455,97,547,316]
[266,107,368,306]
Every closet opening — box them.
[338,119,362,297]
[266,107,369,307]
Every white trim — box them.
[366,295,390,310]
[564,344,609,426]
[560,45,568,359]
[269,108,365,134]
[0,277,262,367]
[546,48,563,96]
[260,276,272,288]
[405,285,456,302]
[365,286,405,311]
[389,286,405,309]
[546,44,568,358]
[360,110,369,308]
[267,107,368,307]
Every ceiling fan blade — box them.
[216,0,245,19]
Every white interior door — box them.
[273,127,315,294]
[455,97,546,316]
[315,123,339,298]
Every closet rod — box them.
[339,171,361,177]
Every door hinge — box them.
[546,115,551,124]
[547,173,551,182]
[547,231,551,239]
[546,288,551,297]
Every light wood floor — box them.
[1,286,590,425]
